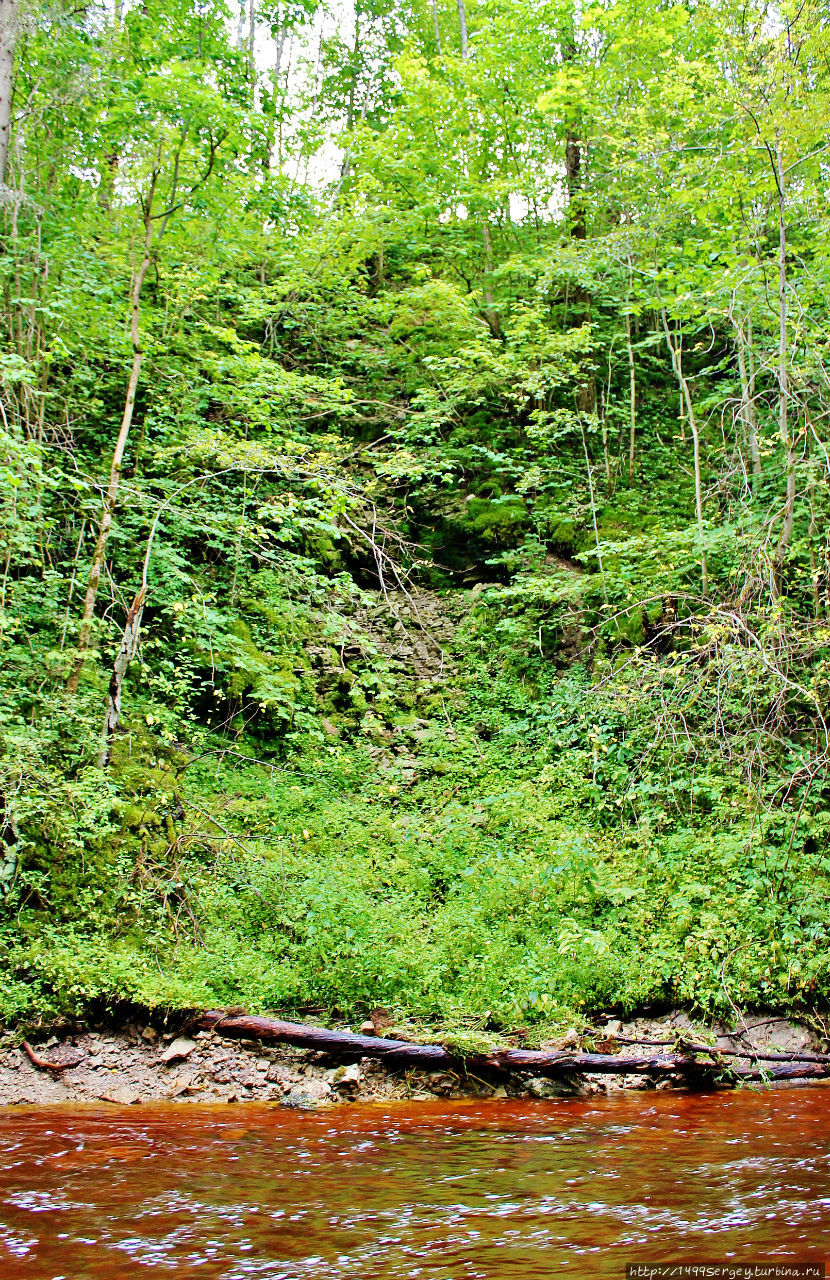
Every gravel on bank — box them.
[1,1011,827,1108]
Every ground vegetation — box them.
[1,0,829,1035]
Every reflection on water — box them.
[0,1090,828,1278]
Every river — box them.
[1,1089,828,1278]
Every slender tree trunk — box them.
[432,0,442,56]
[372,243,385,294]
[678,389,685,443]
[661,307,707,596]
[734,315,761,489]
[456,0,501,341]
[776,141,788,465]
[247,0,256,92]
[261,10,286,171]
[456,0,468,57]
[599,383,611,493]
[346,9,361,131]
[579,414,607,603]
[98,587,146,768]
[625,310,636,483]
[807,482,820,619]
[564,101,595,411]
[774,141,796,574]
[0,0,16,187]
[66,180,157,694]
[96,469,202,765]
[480,220,501,338]
[747,318,758,437]
[332,65,373,198]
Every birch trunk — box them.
[734,316,761,488]
[456,0,468,57]
[66,181,157,693]
[480,220,501,338]
[661,307,708,595]
[774,141,796,574]
[625,310,636,483]
[0,0,17,187]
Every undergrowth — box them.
[3,585,828,1032]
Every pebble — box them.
[331,1064,361,1090]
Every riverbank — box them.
[2,1010,826,1108]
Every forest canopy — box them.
[0,0,829,1029]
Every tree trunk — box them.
[734,315,761,489]
[198,1012,830,1084]
[625,310,636,483]
[372,244,385,294]
[808,481,820,618]
[565,118,595,412]
[456,0,468,58]
[456,0,501,340]
[95,467,221,766]
[98,586,146,768]
[565,128,585,241]
[624,257,637,482]
[599,383,611,493]
[0,0,17,186]
[261,9,287,171]
[66,176,157,694]
[661,307,708,596]
[432,0,442,56]
[247,0,256,93]
[480,220,501,338]
[774,141,796,575]
[346,9,360,131]
[580,415,607,603]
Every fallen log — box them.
[610,1033,830,1065]
[199,1012,830,1085]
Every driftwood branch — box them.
[199,1013,830,1084]
[22,1040,87,1073]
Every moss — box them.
[547,519,578,553]
[464,496,528,536]
[609,609,646,645]
[305,533,342,570]
[439,1029,506,1057]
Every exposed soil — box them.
[1,1010,826,1109]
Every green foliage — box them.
[1,0,829,1034]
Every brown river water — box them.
[0,1090,828,1279]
